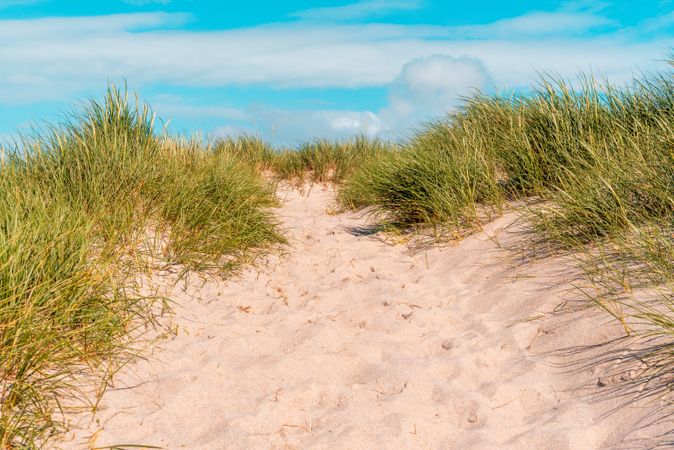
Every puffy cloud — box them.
[1,6,673,141]
[381,55,491,131]
[213,54,490,144]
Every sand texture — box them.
[61,185,671,449]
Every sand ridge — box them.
[61,184,664,449]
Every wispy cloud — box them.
[639,10,674,33]
[290,0,422,22]
[0,12,190,37]
[1,10,669,104]
[222,107,382,143]
[455,10,615,38]
[221,54,493,144]
[1,7,673,141]
[0,0,43,9]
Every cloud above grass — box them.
[382,55,491,126]
[218,108,382,144]
[1,9,670,105]
[1,4,672,141]
[212,54,492,143]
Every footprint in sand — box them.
[59,186,667,450]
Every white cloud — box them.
[1,7,673,141]
[381,55,491,129]
[0,11,670,106]
[453,11,614,38]
[0,12,190,39]
[236,107,382,144]
[212,124,252,139]
[233,54,491,143]
[290,0,422,22]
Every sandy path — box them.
[62,185,665,449]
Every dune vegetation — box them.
[0,87,283,447]
[344,69,672,384]
[243,65,672,292]
[1,58,672,447]
[334,70,674,324]
[215,135,396,184]
[235,63,674,409]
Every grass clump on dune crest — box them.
[338,120,503,231]
[155,137,282,270]
[505,75,674,285]
[339,69,673,251]
[213,134,396,186]
[1,59,672,446]
[213,135,277,172]
[338,64,674,357]
[279,137,395,184]
[0,86,282,447]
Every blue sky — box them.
[0,0,672,144]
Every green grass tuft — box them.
[0,86,282,447]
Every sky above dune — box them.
[0,0,672,144]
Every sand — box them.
[60,184,671,449]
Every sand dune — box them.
[61,185,668,449]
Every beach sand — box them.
[60,184,669,449]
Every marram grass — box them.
[215,135,396,185]
[337,65,674,387]
[0,86,282,448]
[0,60,672,446]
